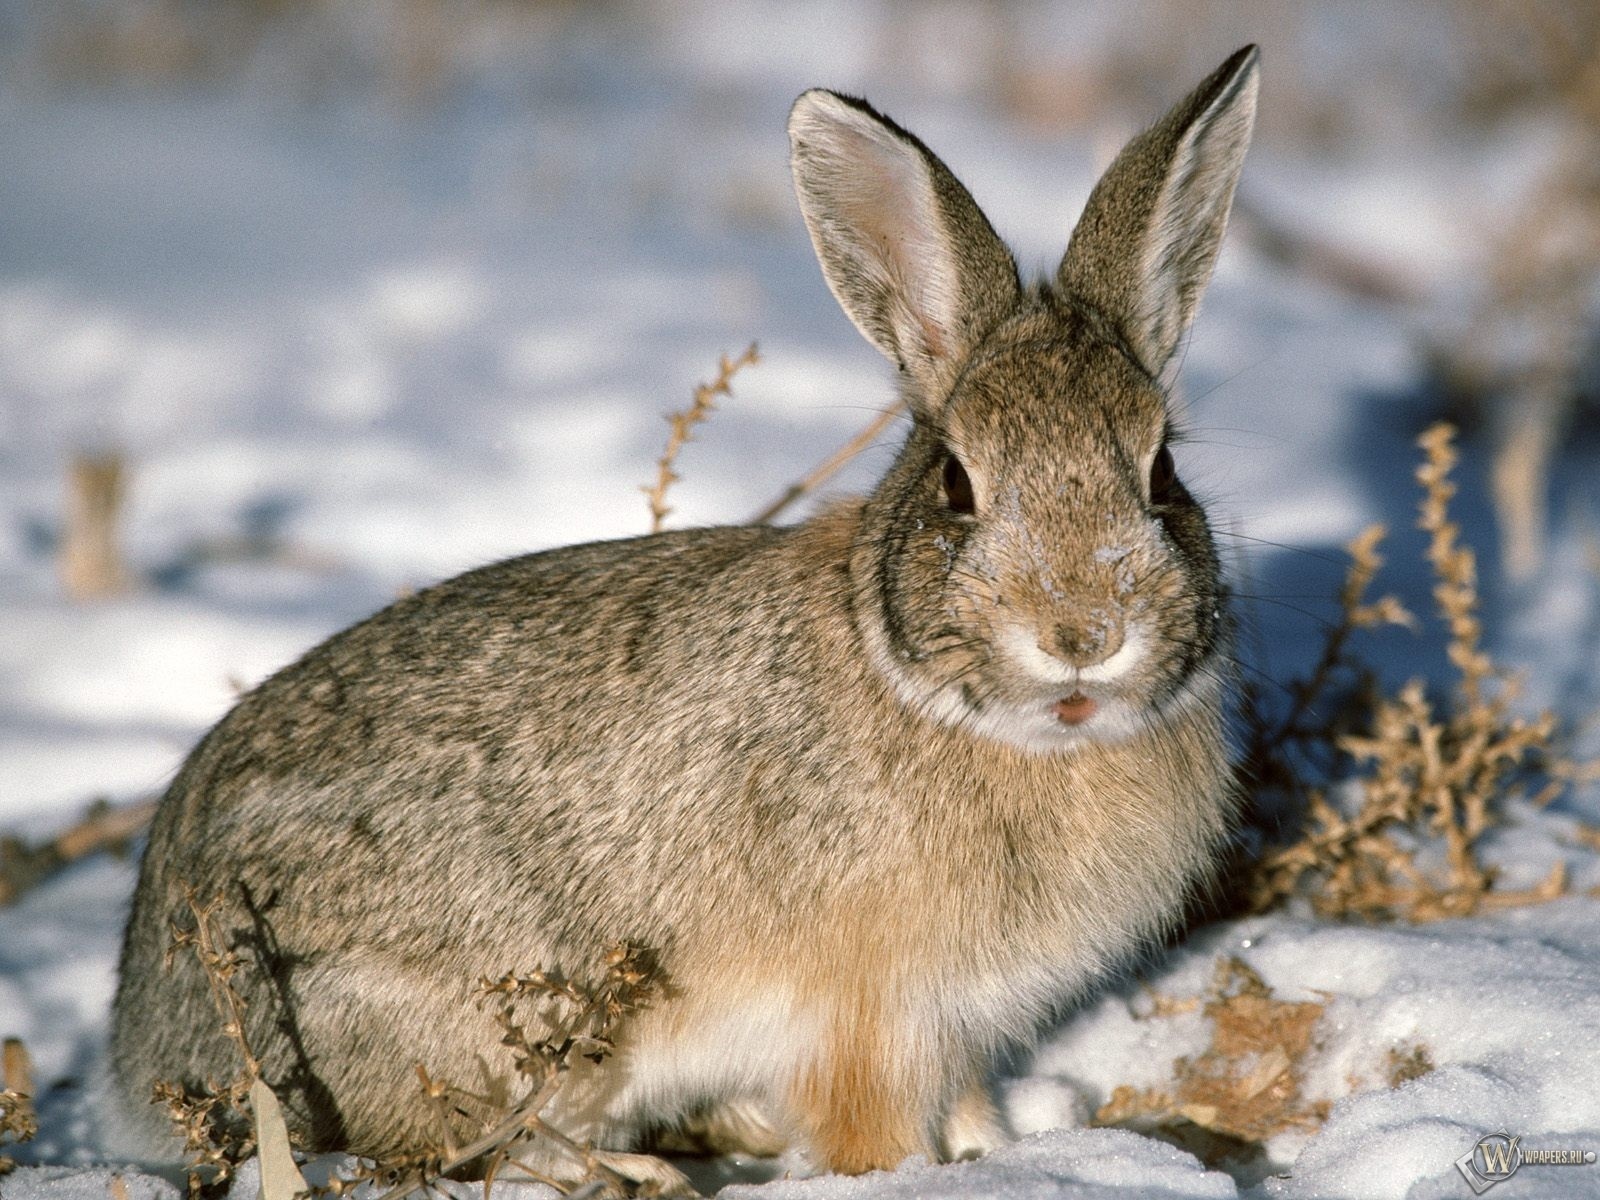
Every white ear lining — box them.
[1135,68,1258,373]
[789,94,965,366]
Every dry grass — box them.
[364,945,658,1200]
[643,344,759,533]
[1096,957,1438,1174]
[1431,2,1600,582]
[155,888,267,1198]
[1383,1043,1436,1089]
[1094,957,1329,1171]
[157,884,661,1198]
[61,451,131,601]
[1,1039,38,1175]
[1243,423,1586,922]
[32,0,586,100]
[751,401,904,525]
[0,796,157,907]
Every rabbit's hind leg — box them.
[652,1098,789,1158]
[592,1150,698,1197]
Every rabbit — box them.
[111,45,1258,1195]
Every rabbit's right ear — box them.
[789,91,1019,406]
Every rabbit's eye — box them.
[1149,444,1177,502]
[943,453,975,515]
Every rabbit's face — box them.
[791,53,1255,752]
[860,308,1224,754]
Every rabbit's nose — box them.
[1040,617,1125,670]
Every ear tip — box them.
[1203,44,1260,122]
[788,89,863,137]
[1223,44,1261,94]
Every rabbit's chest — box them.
[906,774,1224,1015]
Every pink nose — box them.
[1039,618,1124,669]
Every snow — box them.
[2,2,1599,1198]
[722,1131,1242,1200]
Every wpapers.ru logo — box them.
[1454,1130,1596,1194]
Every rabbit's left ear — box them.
[789,91,1019,406]
[1059,45,1259,378]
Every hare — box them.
[112,46,1259,1194]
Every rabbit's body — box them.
[114,48,1260,1189]
[115,500,1227,1170]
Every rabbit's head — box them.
[789,48,1258,754]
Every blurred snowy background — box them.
[2,2,1599,1197]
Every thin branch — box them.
[0,796,157,906]
[1230,195,1425,305]
[751,401,905,525]
[1,1037,37,1173]
[643,343,760,532]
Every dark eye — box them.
[943,452,975,515]
[1149,444,1177,503]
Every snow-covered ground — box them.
[2,3,1598,1198]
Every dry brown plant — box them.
[1094,957,1329,1170]
[1,1038,38,1174]
[61,451,131,601]
[1245,423,1582,922]
[154,887,266,1198]
[1437,2,1600,581]
[364,943,658,1200]
[751,401,905,525]
[1098,960,1439,1176]
[1239,522,1416,807]
[1383,1043,1436,1089]
[643,344,759,533]
[0,796,157,907]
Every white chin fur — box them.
[863,615,1219,756]
[942,691,1149,755]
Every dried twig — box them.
[1246,423,1579,922]
[0,796,157,907]
[1,1039,37,1174]
[1238,524,1414,815]
[1231,196,1425,305]
[751,401,906,525]
[155,889,264,1197]
[1435,3,1600,581]
[154,891,308,1200]
[643,344,760,532]
[369,943,658,1200]
[165,887,262,1080]
[61,451,130,600]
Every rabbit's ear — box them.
[1058,45,1258,378]
[789,90,1019,403]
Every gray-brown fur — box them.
[113,48,1259,1188]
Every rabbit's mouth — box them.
[972,622,1164,747]
[1054,692,1098,726]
